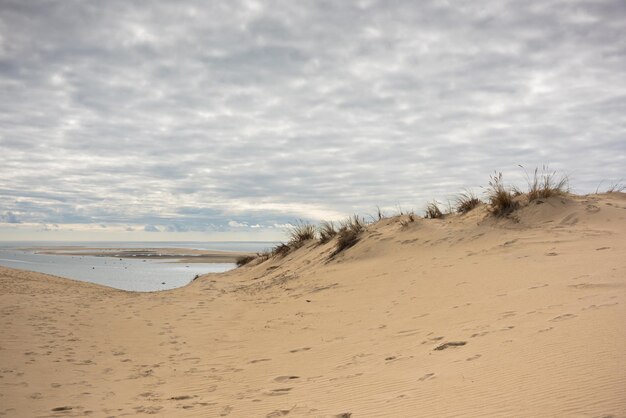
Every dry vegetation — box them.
[329,215,366,258]
[606,181,625,193]
[400,212,416,228]
[318,221,337,244]
[424,201,443,219]
[524,165,569,201]
[456,190,481,214]
[288,221,316,248]
[236,167,593,268]
[235,255,256,267]
[271,243,291,258]
[486,172,518,216]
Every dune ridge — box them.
[0,192,625,417]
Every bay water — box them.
[0,241,276,292]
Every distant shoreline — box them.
[23,246,254,264]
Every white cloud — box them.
[0,0,624,240]
[227,220,247,228]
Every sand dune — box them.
[1,193,625,417]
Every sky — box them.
[0,0,625,241]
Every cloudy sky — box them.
[1,0,624,241]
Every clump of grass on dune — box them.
[271,243,291,258]
[486,172,518,216]
[456,190,481,214]
[318,220,337,244]
[288,220,316,248]
[376,206,387,221]
[236,254,256,267]
[330,215,366,258]
[523,165,568,201]
[424,201,443,219]
[256,250,271,263]
[605,181,625,193]
[400,211,416,227]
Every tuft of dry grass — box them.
[236,255,256,267]
[330,215,366,258]
[486,172,518,216]
[456,190,481,214]
[318,221,337,244]
[288,220,316,248]
[606,181,625,193]
[400,212,416,228]
[271,243,291,258]
[424,201,443,219]
[523,165,568,201]
[256,250,271,263]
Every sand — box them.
[0,193,625,417]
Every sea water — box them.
[0,241,277,292]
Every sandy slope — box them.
[1,193,625,417]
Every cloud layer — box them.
[1,0,625,239]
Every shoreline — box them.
[23,246,254,264]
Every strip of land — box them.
[28,247,254,263]
[1,193,625,417]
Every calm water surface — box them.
[0,241,276,292]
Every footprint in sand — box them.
[289,347,311,353]
[51,406,73,412]
[466,354,482,361]
[274,376,300,383]
[418,373,435,381]
[434,341,467,351]
[265,388,293,396]
[550,313,577,322]
[170,395,194,401]
[249,358,272,364]
[500,311,516,319]
[267,409,292,417]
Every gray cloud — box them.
[0,212,21,224]
[0,0,625,238]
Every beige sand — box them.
[1,193,625,417]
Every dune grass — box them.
[288,220,316,248]
[236,166,590,268]
[257,250,271,262]
[400,212,416,227]
[456,190,481,214]
[606,181,625,193]
[486,172,518,216]
[523,166,568,201]
[329,215,366,258]
[424,201,443,219]
[376,206,387,221]
[318,221,337,244]
[271,243,291,258]
[236,255,256,267]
